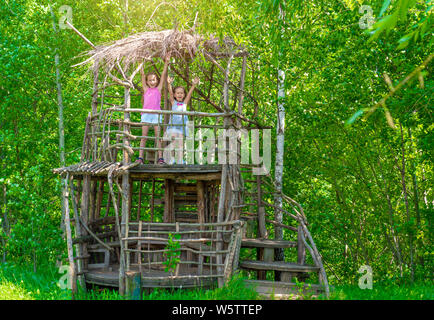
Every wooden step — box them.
[240,260,319,273]
[244,280,324,298]
[241,238,296,249]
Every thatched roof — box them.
[77,29,247,71]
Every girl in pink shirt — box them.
[136,53,170,164]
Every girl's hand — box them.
[164,52,171,63]
[167,76,174,85]
[192,77,200,85]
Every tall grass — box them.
[0,263,259,300]
[325,281,434,300]
[1,263,431,300]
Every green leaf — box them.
[379,0,392,17]
[346,109,364,125]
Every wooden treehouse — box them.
[54,28,329,298]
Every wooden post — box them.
[89,180,97,222]
[81,175,91,271]
[137,220,142,272]
[151,179,155,222]
[216,54,233,287]
[164,179,175,223]
[91,61,99,161]
[297,224,306,265]
[122,174,130,274]
[125,271,141,300]
[95,181,104,220]
[69,178,86,291]
[63,173,77,298]
[137,180,143,221]
[197,180,205,228]
[257,176,266,238]
[119,85,132,295]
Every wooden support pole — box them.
[69,178,86,290]
[95,181,104,220]
[107,169,126,295]
[89,180,97,222]
[137,180,143,221]
[125,271,141,300]
[81,175,91,271]
[151,179,155,222]
[63,173,77,298]
[297,224,306,265]
[197,180,205,228]
[164,179,175,223]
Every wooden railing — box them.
[82,107,236,164]
[239,170,330,297]
[121,220,244,286]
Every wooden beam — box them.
[197,181,205,228]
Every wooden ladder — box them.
[239,238,324,298]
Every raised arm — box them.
[140,64,148,104]
[158,52,171,91]
[184,77,199,106]
[167,76,175,105]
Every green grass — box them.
[142,276,260,300]
[325,281,434,300]
[0,263,260,300]
[1,263,432,300]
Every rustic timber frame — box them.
[53,28,329,298]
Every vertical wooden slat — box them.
[95,180,104,220]
[89,180,97,222]
[150,179,155,222]
[81,175,91,271]
[63,173,77,298]
[164,179,175,223]
[69,178,86,291]
[137,180,143,222]
[197,180,205,228]
[137,220,142,273]
[297,224,306,265]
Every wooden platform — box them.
[241,238,297,249]
[84,265,218,289]
[129,164,222,180]
[240,260,319,273]
[244,280,324,299]
[53,162,222,180]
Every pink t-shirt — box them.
[142,87,161,111]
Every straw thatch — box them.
[76,29,246,72]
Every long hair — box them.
[173,86,186,102]
[146,72,160,83]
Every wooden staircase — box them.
[239,238,324,299]
[236,175,329,299]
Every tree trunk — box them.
[50,5,67,248]
[398,123,414,281]
[1,184,9,263]
[274,4,286,280]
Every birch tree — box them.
[50,5,67,239]
[274,3,286,270]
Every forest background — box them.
[0,0,432,298]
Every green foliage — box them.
[163,233,181,274]
[326,280,434,300]
[0,0,432,298]
[0,263,259,300]
[143,274,260,300]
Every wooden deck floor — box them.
[84,264,218,289]
[129,164,222,180]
